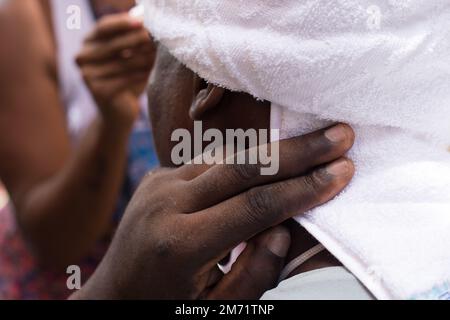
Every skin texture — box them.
[76,13,155,125]
[1,1,354,299]
[0,0,154,267]
[73,126,355,300]
[148,46,345,277]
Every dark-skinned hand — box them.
[72,124,355,300]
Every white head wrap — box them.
[143,0,450,300]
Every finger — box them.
[77,29,151,64]
[206,226,290,300]
[86,13,143,40]
[78,30,151,63]
[181,124,354,211]
[175,123,353,182]
[116,39,156,59]
[81,53,153,79]
[193,157,354,257]
[87,71,149,91]
[85,71,150,104]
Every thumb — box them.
[207,226,291,300]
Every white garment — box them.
[51,0,149,141]
[143,0,450,300]
[262,267,374,300]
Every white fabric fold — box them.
[143,0,450,299]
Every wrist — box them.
[96,94,140,130]
[99,111,136,132]
[70,260,123,300]
[97,113,135,139]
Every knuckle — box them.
[303,170,331,203]
[181,175,223,212]
[244,187,278,224]
[188,181,209,195]
[228,163,260,183]
[142,168,173,186]
[141,170,158,185]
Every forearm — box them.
[17,117,133,268]
[0,0,134,268]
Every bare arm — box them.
[0,0,152,267]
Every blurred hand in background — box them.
[76,13,156,128]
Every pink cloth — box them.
[0,203,107,299]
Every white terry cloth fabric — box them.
[143,0,450,299]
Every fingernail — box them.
[267,231,290,258]
[326,159,351,176]
[325,125,348,143]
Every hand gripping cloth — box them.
[142,0,450,299]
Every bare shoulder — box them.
[0,1,69,194]
[0,0,56,82]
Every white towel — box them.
[143,0,450,299]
